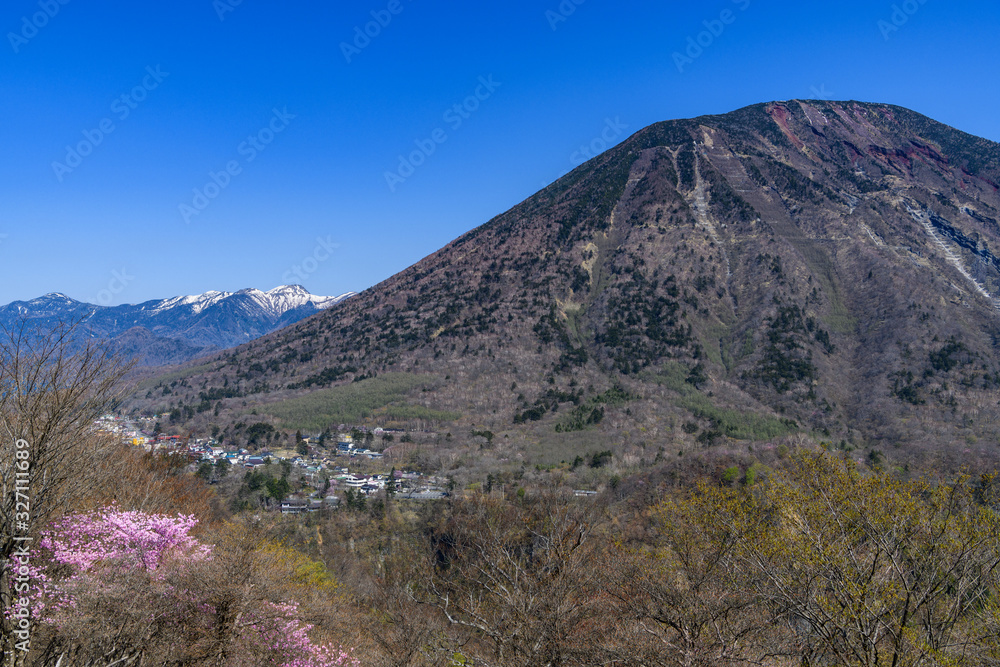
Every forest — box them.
[4,326,1000,666]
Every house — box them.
[280,497,324,514]
[280,498,309,514]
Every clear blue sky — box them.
[1,0,998,305]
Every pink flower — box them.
[39,506,210,572]
[19,506,360,666]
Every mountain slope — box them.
[135,101,1000,470]
[2,286,355,365]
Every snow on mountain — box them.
[150,290,230,315]
[143,286,352,318]
[0,286,356,366]
[264,285,356,313]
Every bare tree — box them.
[420,491,611,667]
[603,491,787,667]
[359,543,444,667]
[0,319,132,663]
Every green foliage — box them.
[265,476,291,500]
[748,305,818,394]
[654,451,1000,665]
[517,387,586,425]
[553,147,635,246]
[745,160,768,187]
[199,386,244,401]
[245,422,276,446]
[813,327,834,354]
[195,462,214,481]
[136,362,216,392]
[265,373,460,430]
[533,306,588,372]
[555,386,635,432]
[590,450,613,468]
[344,488,367,511]
[867,449,885,470]
[471,430,495,444]
[708,173,758,221]
[685,363,707,389]
[891,370,924,405]
[232,466,292,510]
[286,364,359,390]
[598,272,693,374]
[514,405,548,424]
[928,337,970,373]
[677,145,696,189]
[766,160,828,204]
[652,363,798,441]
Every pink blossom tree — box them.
[39,506,211,572]
[17,507,358,667]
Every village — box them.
[94,414,449,513]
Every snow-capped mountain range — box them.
[146,286,351,317]
[0,286,355,365]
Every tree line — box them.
[5,320,1000,666]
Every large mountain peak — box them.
[137,101,1000,469]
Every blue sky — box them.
[1,0,998,305]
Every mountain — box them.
[1,286,355,366]
[132,101,1000,472]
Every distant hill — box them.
[131,101,1000,471]
[1,286,355,366]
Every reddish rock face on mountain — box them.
[139,101,1000,470]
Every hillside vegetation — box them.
[132,100,1000,474]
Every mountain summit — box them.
[138,101,1000,469]
[1,286,355,365]
[134,285,353,322]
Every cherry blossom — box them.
[13,506,359,666]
